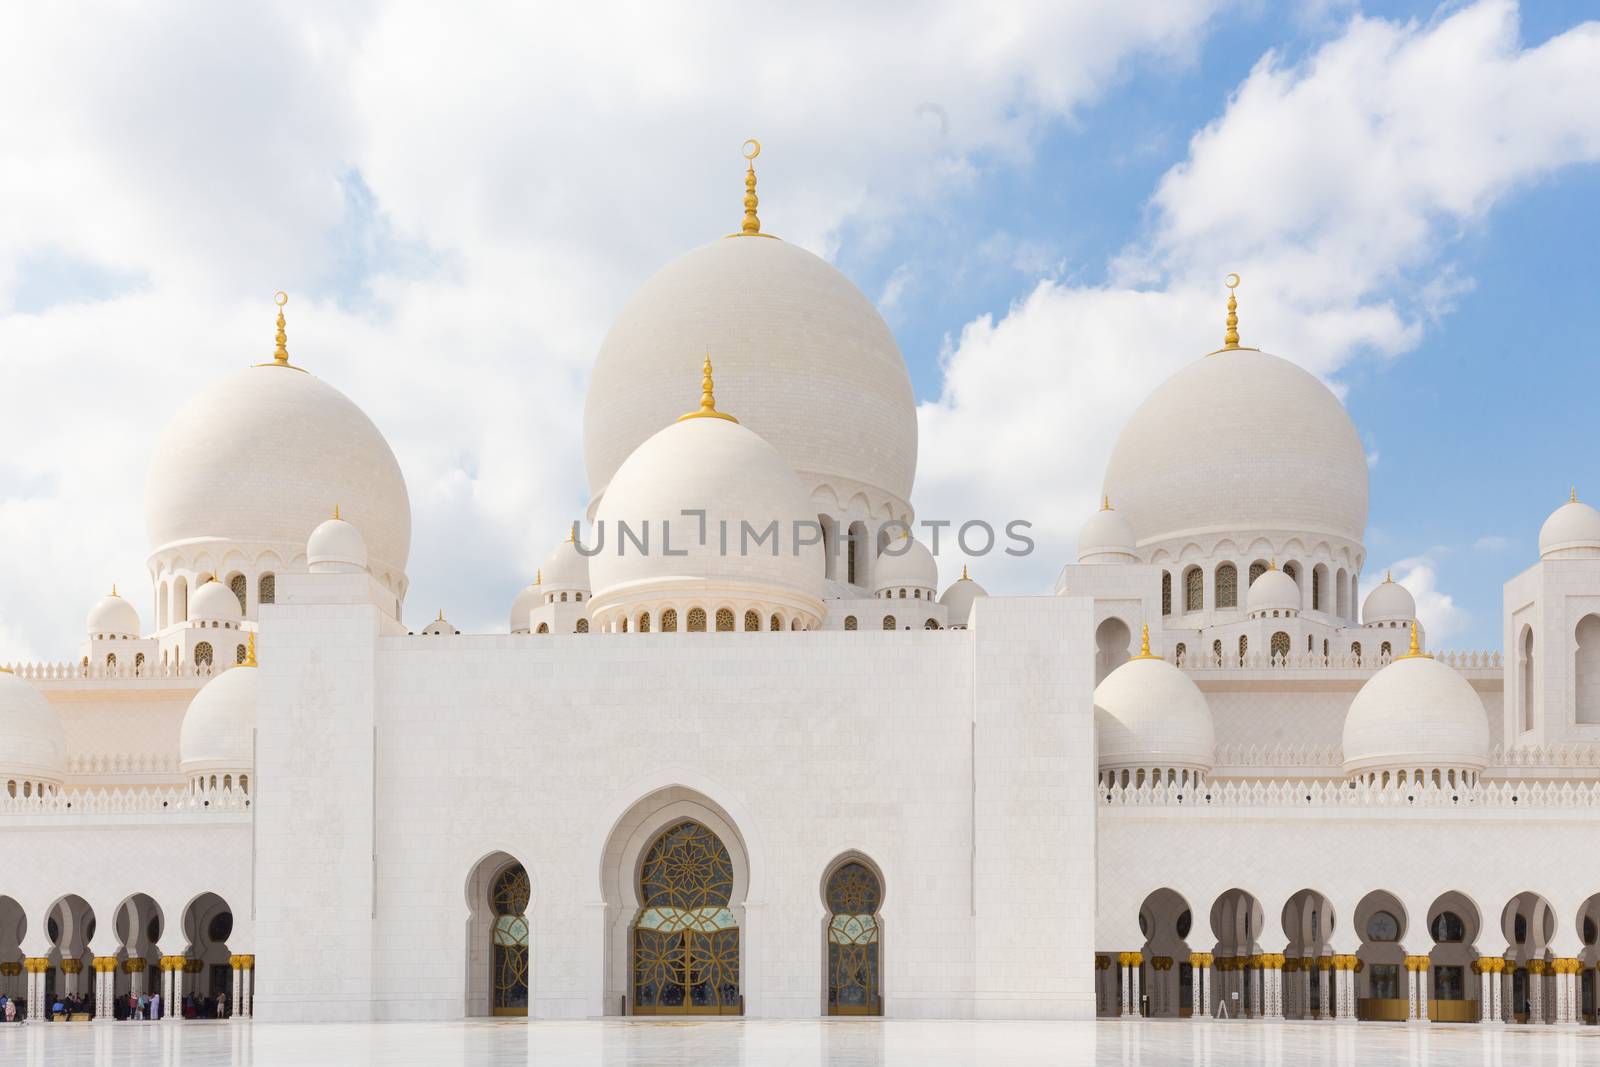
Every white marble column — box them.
[241,959,253,1019]
[1320,959,1333,1019]
[230,961,242,1019]
[1416,957,1429,1023]
[1130,956,1142,1018]
[1530,963,1545,1024]
[1406,959,1420,1021]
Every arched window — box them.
[1184,568,1203,612]
[1307,634,1315,653]
[1380,641,1392,662]
[1366,911,1400,942]
[537,623,549,634]
[106,653,117,671]
[1271,632,1290,660]
[1522,625,1536,730]
[632,820,739,1015]
[770,614,781,632]
[639,612,652,633]
[1237,635,1248,666]
[134,652,145,675]
[1429,911,1465,943]
[1351,641,1362,664]
[716,608,735,632]
[1174,642,1186,666]
[743,610,760,632]
[235,644,246,665]
[1322,639,1329,661]
[898,589,906,599]
[688,608,707,632]
[258,573,275,605]
[1161,572,1172,616]
[159,583,169,630]
[825,861,883,1016]
[846,521,867,587]
[620,617,630,633]
[844,616,857,631]
[1576,616,1600,724]
[1215,564,1238,609]
[490,863,531,1015]
[576,619,589,633]
[1312,567,1323,611]
[174,576,189,622]
[924,618,938,630]
[661,609,678,633]
[561,592,568,602]
[1336,567,1350,619]
[194,641,213,667]
[1249,561,1268,586]
[1212,639,1222,666]
[230,574,248,614]
[882,615,896,630]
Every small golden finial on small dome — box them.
[437,609,445,622]
[961,565,970,581]
[1398,618,1431,660]
[566,524,577,544]
[1384,570,1393,583]
[111,584,118,597]
[1130,622,1161,661]
[244,632,258,668]
[535,569,542,585]
[333,503,341,521]
[676,352,739,423]
[1572,486,1579,504]
[1101,495,1112,511]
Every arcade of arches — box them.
[0,891,248,1022]
[1100,887,1600,1025]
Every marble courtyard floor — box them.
[5,1017,1600,1066]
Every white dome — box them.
[589,398,825,626]
[0,669,67,785]
[1342,645,1489,778]
[541,534,591,594]
[145,361,411,585]
[938,570,989,628]
[190,578,243,621]
[87,589,140,637]
[1093,644,1215,776]
[421,613,459,636]
[307,514,368,572]
[509,581,539,634]
[1078,501,1138,564]
[1247,567,1300,615]
[873,535,937,595]
[1539,496,1600,559]
[1362,574,1416,624]
[179,661,256,778]
[1103,348,1367,547]
[584,235,917,516]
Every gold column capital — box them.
[22,957,51,974]
[60,958,83,974]
[92,956,119,973]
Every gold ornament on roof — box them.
[111,584,118,597]
[676,353,739,423]
[961,565,970,581]
[727,139,777,240]
[1130,623,1161,661]
[244,632,258,668]
[535,569,541,585]
[1209,273,1259,356]
[1101,495,1112,511]
[1572,487,1579,503]
[254,291,306,371]
[333,503,341,520]
[1398,619,1431,660]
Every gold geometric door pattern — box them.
[490,863,531,1016]
[826,860,882,1015]
[631,820,741,1014]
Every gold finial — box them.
[437,609,445,622]
[244,632,257,668]
[1572,486,1579,504]
[1101,495,1112,511]
[1268,558,1277,571]
[676,352,739,423]
[961,565,970,581]
[1384,570,1392,583]
[1208,274,1260,356]
[111,584,118,597]
[0,665,11,674]
[566,524,576,544]
[273,291,289,364]
[1130,623,1161,661]
[1398,619,1431,660]
[535,568,541,585]
[740,139,761,236]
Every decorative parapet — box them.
[0,661,216,682]
[1101,777,1600,810]
[65,753,183,776]
[1214,744,1342,768]
[1178,649,1502,672]
[1489,743,1600,769]
[0,785,250,816]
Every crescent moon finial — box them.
[1225,272,1240,290]
[737,139,763,236]
[1222,273,1242,349]
[742,138,761,161]
[275,290,289,308]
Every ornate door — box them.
[490,864,530,1016]
[632,821,740,1014]
[826,861,882,1015]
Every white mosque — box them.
[4,142,1600,1030]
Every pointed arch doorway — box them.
[631,819,741,1015]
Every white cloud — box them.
[917,0,1600,595]
[0,0,1226,659]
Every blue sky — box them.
[1,0,1597,658]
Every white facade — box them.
[3,157,1598,1032]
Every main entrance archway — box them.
[631,820,741,1015]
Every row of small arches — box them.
[1170,637,1392,668]
[157,574,274,630]
[87,644,247,673]
[1161,561,1358,620]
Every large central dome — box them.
[584,235,917,516]
[1103,348,1368,547]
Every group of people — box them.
[0,987,229,1022]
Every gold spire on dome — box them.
[676,353,739,423]
[253,291,306,371]
[111,584,118,597]
[961,565,970,581]
[244,632,258,668]
[1398,619,1431,660]
[1208,273,1259,356]
[437,609,445,622]
[1572,487,1579,504]
[1384,570,1393,583]
[535,569,542,586]
[726,140,778,240]
[1130,623,1162,661]
[566,525,577,544]
[333,503,341,521]
[1101,495,1112,511]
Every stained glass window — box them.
[1161,573,1172,616]
[743,610,760,632]
[688,608,707,632]
[230,574,248,614]
[1271,632,1289,659]
[661,609,678,632]
[195,641,213,667]
[1185,568,1203,612]
[1215,564,1237,609]
[638,612,651,633]
[716,609,734,632]
[258,574,275,605]
[491,863,531,1015]
[633,821,740,1015]
[826,861,882,1015]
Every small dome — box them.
[541,533,591,594]
[1362,573,1415,624]
[872,535,937,595]
[1539,494,1600,560]
[1078,499,1138,564]
[190,577,243,622]
[938,569,989,627]
[307,512,369,573]
[0,669,68,786]
[179,658,256,780]
[1094,631,1215,777]
[421,612,459,636]
[589,369,825,629]
[1247,566,1300,615]
[1342,635,1489,779]
[509,580,540,634]
[87,588,140,637]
